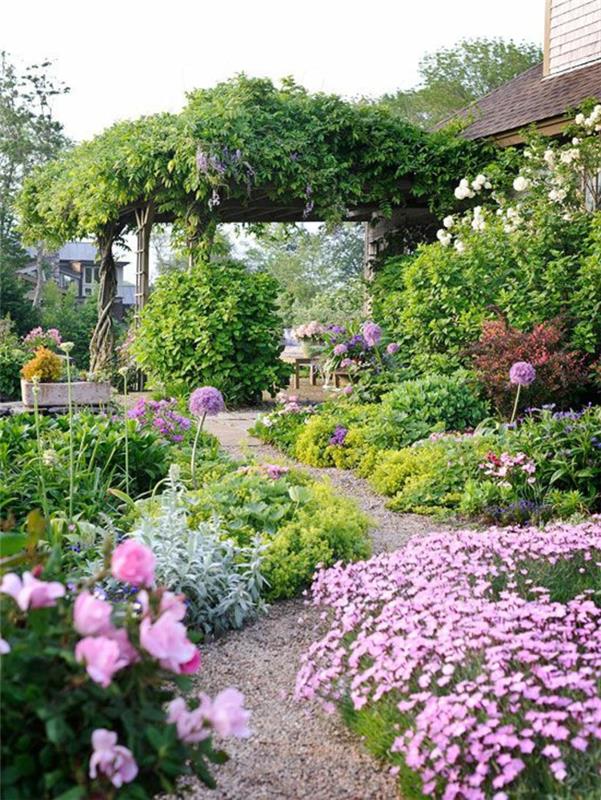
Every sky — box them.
[4,0,545,143]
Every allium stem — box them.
[32,383,49,520]
[190,412,206,489]
[122,374,130,496]
[66,355,75,520]
[510,384,521,425]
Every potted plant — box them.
[20,345,111,408]
[293,321,327,358]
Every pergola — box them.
[17,76,487,374]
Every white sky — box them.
[5,0,545,143]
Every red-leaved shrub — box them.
[470,317,588,415]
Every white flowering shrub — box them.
[375,103,601,362]
[131,480,268,633]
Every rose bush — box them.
[0,539,249,799]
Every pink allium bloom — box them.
[386,342,400,355]
[89,729,138,787]
[0,571,65,611]
[362,321,382,347]
[189,386,225,417]
[333,343,348,356]
[209,688,251,738]
[264,464,289,480]
[75,636,130,687]
[111,540,155,587]
[0,637,10,654]
[509,361,536,386]
[73,591,113,636]
[140,612,199,674]
[342,385,353,396]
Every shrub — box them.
[21,346,62,382]
[296,519,601,800]
[0,318,27,400]
[370,371,489,450]
[292,403,378,467]
[133,259,291,404]
[186,465,370,599]
[251,405,311,453]
[130,480,267,633]
[470,317,590,415]
[0,539,248,799]
[40,282,99,370]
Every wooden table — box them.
[282,353,320,389]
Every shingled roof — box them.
[448,60,601,144]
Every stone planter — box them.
[21,380,112,408]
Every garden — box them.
[1,52,600,800]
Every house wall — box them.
[546,0,601,76]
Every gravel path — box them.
[186,411,445,799]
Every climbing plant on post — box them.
[89,222,121,375]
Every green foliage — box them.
[18,75,492,250]
[133,259,291,404]
[186,465,370,600]
[0,317,27,399]
[380,37,542,127]
[0,412,172,528]
[370,372,489,449]
[40,282,98,371]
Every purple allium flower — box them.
[264,464,289,480]
[386,342,400,355]
[509,361,536,386]
[340,358,353,369]
[329,426,348,446]
[333,343,348,356]
[189,386,225,417]
[362,321,382,347]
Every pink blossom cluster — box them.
[294,321,327,341]
[296,520,601,798]
[23,326,62,350]
[276,394,315,415]
[480,451,536,488]
[167,688,251,742]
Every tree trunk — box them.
[31,244,47,307]
[89,225,119,376]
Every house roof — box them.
[447,60,601,143]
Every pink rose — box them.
[111,540,155,587]
[166,696,212,743]
[73,591,113,636]
[75,636,130,687]
[0,571,65,611]
[140,612,199,674]
[89,729,138,787]
[159,591,187,621]
[209,688,251,738]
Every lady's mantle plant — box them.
[0,539,249,799]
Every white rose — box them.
[453,239,465,253]
[575,113,585,125]
[443,215,454,229]
[513,176,529,192]
[436,229,452,246]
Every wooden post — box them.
[134,203,155,319]
[90,223,120,376]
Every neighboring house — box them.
[447,0,601,146]
[20,242,135,316]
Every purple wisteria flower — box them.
[386,342,400,355]
[329,426,348,446]
[333,343,348,356]
[189,386,225,418]
[362,321,382,347]
[509,361,536,386]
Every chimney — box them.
[544,0,601,77]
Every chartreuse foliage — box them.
[132,259,291,404]
[17,75,492,247]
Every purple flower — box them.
[329,426,348,446]
[189,387,225,418]
[342,385,353,396]
[386,342,400,355]
[509,361,536,386]
[333,343,348,356]
[362,322,382,347]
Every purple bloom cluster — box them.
[362,321,382,347]
[509,361,536,386]
[127,397,191,443]
[296,520,601,798]
[329,426,348,446]
[189,386,225,418]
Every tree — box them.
[380,38,542,128]
[0,51,69,320]
[244,223,365,325]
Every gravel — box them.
[183,411,447,799]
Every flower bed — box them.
[296,519,601,799]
